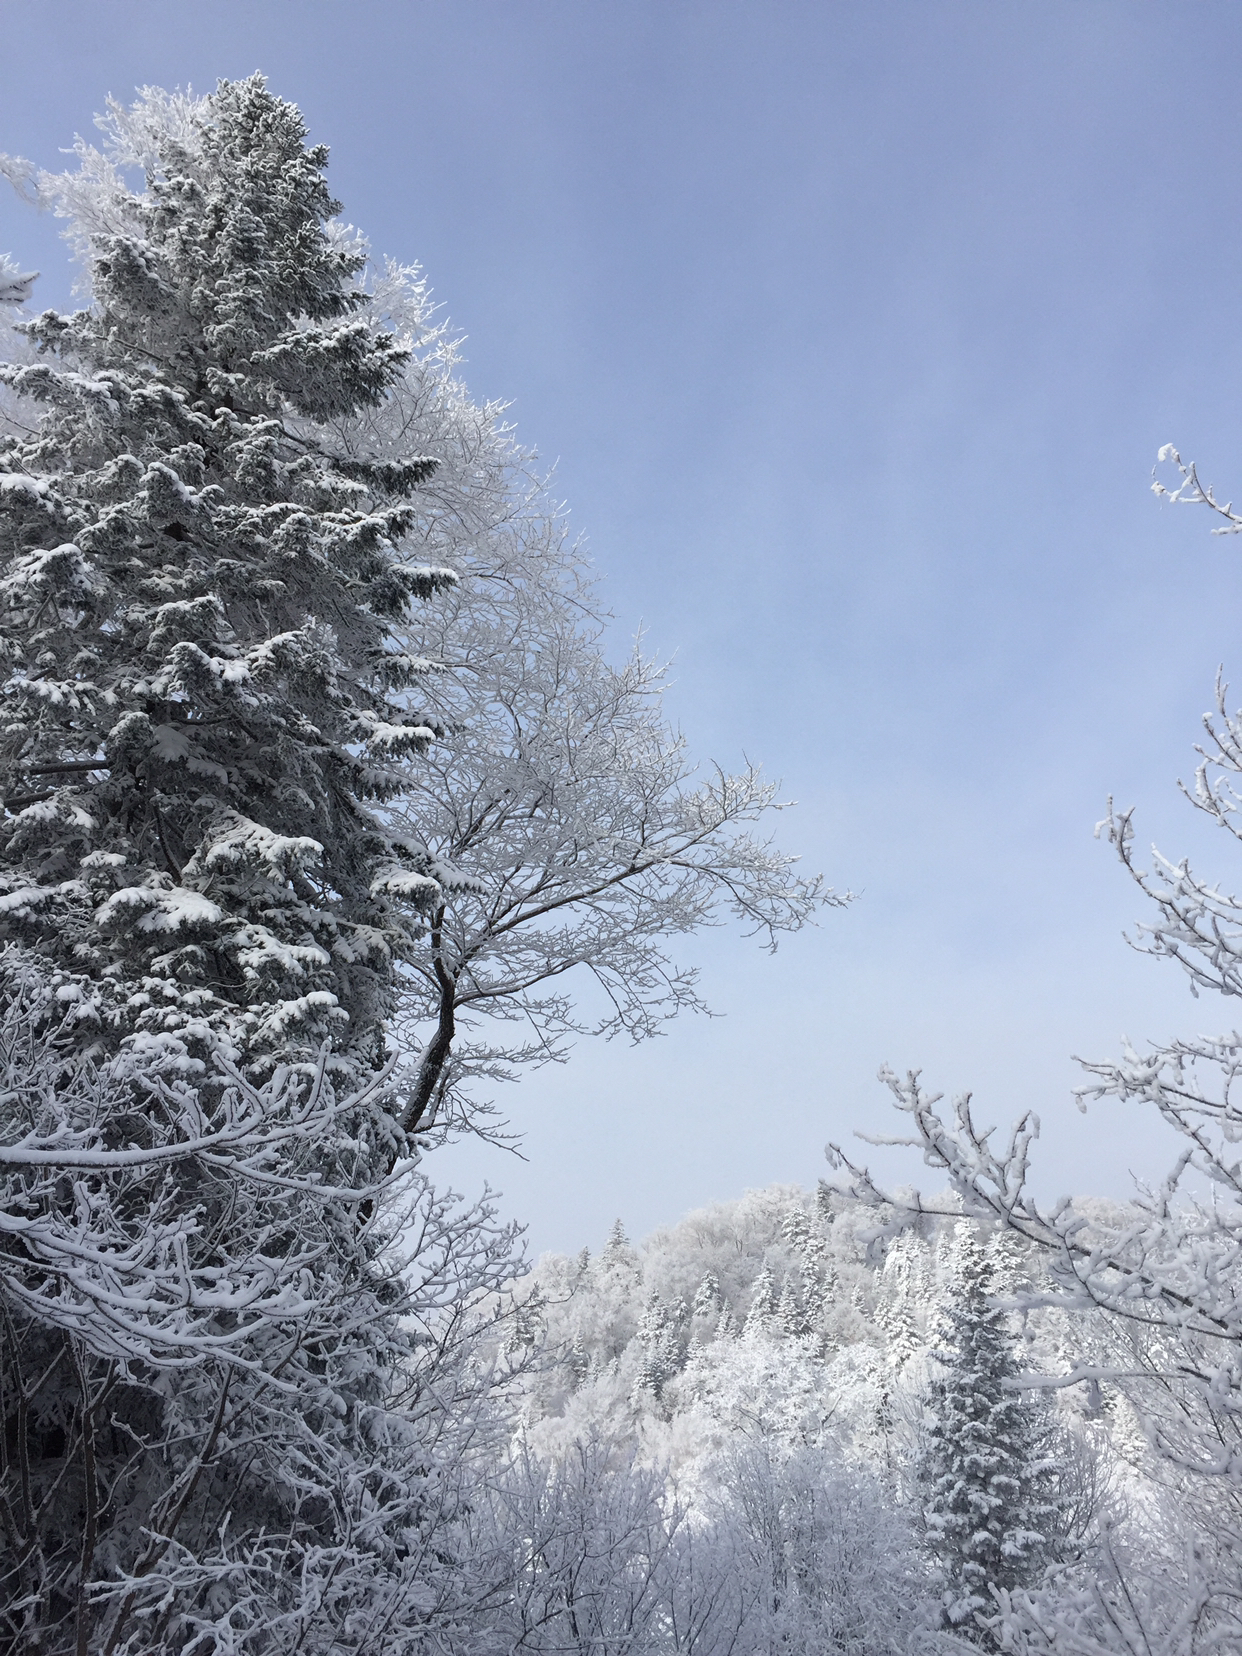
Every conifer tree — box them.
[716,1301,739,1341]
[0,78,457,1083]
[776,1278,811,1339]
[0,82,522,1656]
[634,1291,684,1399]
[744,1264,777,1337]
[781,1207,813,1253]
[568,1328,590,1388]
[919,1230,1060,1645]
[601,1217,632,1262]
[877,1230,926,1372]
[691,1268,723,1320]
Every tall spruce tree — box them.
[0,77,457,1083]
[919,1230,1061,1645]
[0,83,527,1656]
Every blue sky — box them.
[5,2,1242,1254]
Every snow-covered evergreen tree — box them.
[776,1277,812,1339]
[918,1229,1060,1644]
[0,79,458,1083]
[633,1291,685,1401]
[0,82,533,1656]
[878,1230,928,1372]
[691,1268,723,1321]
[744,1264,777,1337]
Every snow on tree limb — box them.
[0,253,36,307]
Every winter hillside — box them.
[513,1185,1148,1524]
[506,1183,1229,1650]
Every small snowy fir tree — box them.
[776,1277,812,1339]
[0,78,458,1084]
[919,1229,1060,1645]
[744,1263,777,1337]
[633,1291,684,1401]
[877,1229,927,1372]
[691,1268,723,1322]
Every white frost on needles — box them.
[0,251,35,306]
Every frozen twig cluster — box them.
[0,1000,528,1653]
[0,998,402,1367]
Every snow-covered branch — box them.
[330,339,845,1128]
[0,1009,410,1367]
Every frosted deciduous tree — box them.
[719,1442,929,1656]
[392,603,840,1129]
[323,342,843,1126]
[0,79,457,1082]
[478,1438,687,1656]
[470,1432,927,1656]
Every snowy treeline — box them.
[508,1182,1224,1654]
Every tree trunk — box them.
[402,908,457,1133]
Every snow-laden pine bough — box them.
[0,999,526,1655]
